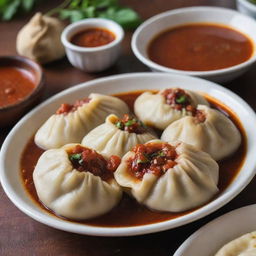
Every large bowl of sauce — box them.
[132,7,256,83]
[0,56,44,127]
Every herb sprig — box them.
[47,0,142,29]
[0,0,36,21]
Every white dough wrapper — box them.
[215,231,256,256]
[114,140,219,212]
[82,114,157,158]
[33,144,122,220]
[35,93,129,150]
[134,89,209,130]
[161,105,241,161]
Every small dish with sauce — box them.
[132,7,256,82]
[61,18,124,72]
[0,56,44,127]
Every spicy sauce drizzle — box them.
[20,90,247,227]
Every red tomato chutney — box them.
[0,66,36,108]
[70,28,115,47]
[56,98,91,115]
[115,114,148,134]
[148,23,253,71]
[20,90,246,227]
[128,142,177,179]
[67,145,120,181]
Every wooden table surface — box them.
[1,1,256,255]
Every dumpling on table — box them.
[161,105,241,161]
[82,114,157,158]
[134,88,209,130]
[114,140,219,212]
[33,143,122,220]
[215,231,256,256]
[34,93,129,150]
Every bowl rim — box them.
[0,55,44,112]
[131,6,256,77]
[61,18,124,52]
[238,0,256,11]
[1,72,256,236]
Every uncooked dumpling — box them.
[35,93,129,150]
[215,231,256,256]
[82,114,157,158]
[33,143,122,220]
[134,88,209,130]
[161,105,241,161]
[114,140,219,212]
[16,12,65,64]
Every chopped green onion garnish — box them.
[116,121,123,129]
[125,119,136,127]
[176,95,187,104]
[69,153,82,161]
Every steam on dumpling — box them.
[161,105,241,161]
[16,12,65,64]
[215,231,256,256]
[82,114,157,158]
[33,144,122,220]
[35,93,129,150]
[114,140,219,212]
[134,88,209,130]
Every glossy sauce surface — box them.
[20,90,246,227]
[70,28,115,47]
[0,67,35,107]
[148,23,253,71]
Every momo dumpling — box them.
[16,13,65,64]
[161,105,241,161]
[82,114,157,158]
[215,231,256,256]
[33,144,122,220]
[134,88,209,130]
[35,93,129,150]
[114,140,219,212]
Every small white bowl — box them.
[61,18,124,72]
[237,0,256,19]
[132,6,256,83]
[174,204,256,256]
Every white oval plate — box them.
[1,73,256,236]
[174,204,256,256]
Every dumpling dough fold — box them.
[82,114,157,158]
[161,105,241,161]
[35,93,129,150]
[33,144,122,220]
[114,140,219,212]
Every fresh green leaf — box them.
[125,119,136,127]
[115,121,123,129]
[83,6,95,18]
[60,9,85,22]
[176,95,187,104]
[69,153,82,161]
[2,0,20,20]
[21,0,34,12]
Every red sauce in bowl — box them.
[148,23,253,71]
[70,28,115,47]
[0,66,36,108]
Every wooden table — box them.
[1,1,256,255]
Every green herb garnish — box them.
[0,0,36,21]
[115,121,123,129]
[176,95,187,104]
[151,151,165,158]
[69,153,82,161]
[46,0,142,29]
[125,119,136,127]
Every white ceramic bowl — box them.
[132,7,256,83]
[61,18,124,72]
[174,204,256,256]
[237,0,256,19]
[1,73,256,236]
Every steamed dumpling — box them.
[134,88,209,130]
[33,143,122,220]
[215,231,256,256]
[114,140,219,212]
[35,93,129,150]
[161,105,241,161]
[82,114,157,158]
[17,13,65,64]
